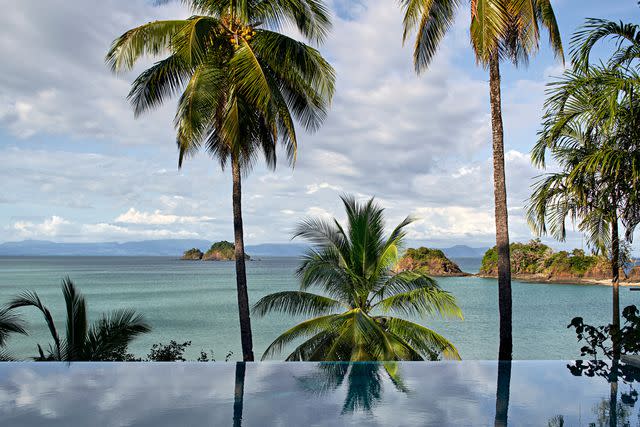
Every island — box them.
[182,248,204,260]
[181,241,250,261]
[397,247,470,277]
[478,239,639,284]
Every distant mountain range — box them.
[0,239,488,258]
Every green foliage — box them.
[404,247,447,261]
[400,247,463,275]
[106,0,335,172]
[528,14,640,256]
[8,277,151,361]
[203,240,249,260]
[254,195,462,362]
[147,340,192,361]
[208,241,234,252]
[182,248,204,259]
[480,239,606,277]
[401,0,563,73]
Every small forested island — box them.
[397,247,469,277]
[479,239,640,284]
[181,241,250,261]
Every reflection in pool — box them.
[0,360,639,426]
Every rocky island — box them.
[181,241,250,261]
[397,247,470,277]
[478,239,640,284]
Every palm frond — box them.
[84,309,151,361]
[384,317,461,360]
[0,309,27,347]
[106,20,189,72]
[8,290,61,357]
[62,277,88,361]
[261,314,341,360]
[375,284,462,319]
[252,291,344,317]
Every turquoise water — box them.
[0,256,634,361]
[0,360,637,426]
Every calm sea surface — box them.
[0,256,634,361]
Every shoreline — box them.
[474,273,640,287]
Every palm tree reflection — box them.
[233,362,246,427]
[494,360,512,427]
[298,362,408,414]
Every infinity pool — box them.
[0,360,637,426]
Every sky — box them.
[0,0,638,250]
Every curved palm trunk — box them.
[231,154,255,362]
[611,211,621,358]
[489,57,513,361]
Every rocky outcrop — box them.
[181,248,204,260]
[397,247,469,277]
[204,241,238,260]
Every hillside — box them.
[397,247,469,277]
[478,240,618,282]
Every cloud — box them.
[12,216,72,239]
[1,0,629,250]
[305,182,343,194]
[115,208,215,225]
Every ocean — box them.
[0,256,633,361]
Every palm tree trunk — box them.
[489,56,513,361]
[232,154,254,362]
[611,210,621,358]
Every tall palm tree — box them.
[528,65,640,353]
[0,309,27,361]
[253,195,462,361]
[106,0,335,361]
[8,277,151,361]
[401,0,564,360]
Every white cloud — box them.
[0,0,630,250]
[12,216,72,238]
[306,182,343,194]
[115,208,214,225]
[408,206,495,239]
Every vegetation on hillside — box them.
[182,248,204,260]
[480,240,611,280]
[203,241,250,261]
[398,247,467,276]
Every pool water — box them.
[0,360,638,426]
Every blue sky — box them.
[0,0,638,249]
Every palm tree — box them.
[570,3,640,70]
[0,309,27,361]
[253,195,462,361]
[401,0,564,361]
[8,277,151,361]
[528,65,640,353]
[106,0,335,362]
